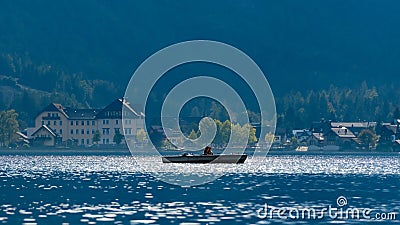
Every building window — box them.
[60,121,63,126]
[81,129,84,134]
[76,129,79,135]
[86,129,89,134]
[86,121,90,126]
[47,121,50,125]
[60,129,63,134]
[42,121,44,125]
[102,128,110,135]
[87,139,90,145]
[125,119,132,125]
[92,129,95,134]
[106,120,109,125]
[102,139,105,144]
[92,121,95,126]
[48,113,51,117]
[106,139,109,144]
[114,128,120,133]
[116,120,119,125]
[70,129,73,134]
[81,139,84,145]
[124,128,132,135]
[76,121,79,126]
[81,121,84,126]
[53,121,57,126]
[71,121,73,126]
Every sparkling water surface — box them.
[0,153,399,224]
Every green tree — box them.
[231,123,245,145]
[0,110,19,147]
[243,123,257,145]
[291,136,299,147]
[220,122,257,146]
[188,129,197,140]
[136,129,147,144]
[220,120,232,146]
[197,117,216,147]
[113,129,124,144]
[161,139,174,149]
[265,132,275,143]
[92,130,101,145]
[358,129,378,150]
[213,119,224,146]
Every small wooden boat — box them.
[162,154,247,164]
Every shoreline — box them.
[0,147,131,155]
[266,150,399,156]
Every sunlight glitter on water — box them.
[0,154,399,224]
[1,154,399,175]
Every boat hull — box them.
[162,154,247,164]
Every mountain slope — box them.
[1,0,400,126]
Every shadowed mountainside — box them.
[1,0,400,127]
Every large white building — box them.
[31,99,145,147]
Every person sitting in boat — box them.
[203,146,213,155]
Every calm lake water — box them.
[0,153,399,224]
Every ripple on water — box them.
[130,219,157,224]
[0,155,398,175]
[0,154,398,225]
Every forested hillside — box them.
[1,0,400,129]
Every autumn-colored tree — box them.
[358,129,378,150]
[136,129,147,144]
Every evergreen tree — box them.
[92,130,101,145]
[188,129,197,140]
[113,129,124,144]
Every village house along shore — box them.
[3,97,400,153]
